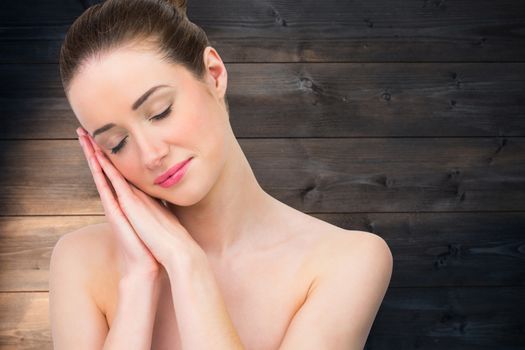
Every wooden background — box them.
[1,0,525,349]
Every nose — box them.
[134,130,169,170]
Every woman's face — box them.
[67,42,230,206]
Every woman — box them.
[48,0,393,349]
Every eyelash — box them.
[110,104,173,155]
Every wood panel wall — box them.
[1,0,524,349]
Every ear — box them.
[203,46,228,102]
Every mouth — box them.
[154,157,194,186]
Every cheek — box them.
[191,111,226,167]
[171,95,225,158]
[110,156,142,184]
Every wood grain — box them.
[1,213,523,292]
[1,287,524,350]
[1,0,524,62]
[1,0,524,348]
[0,138,524,215]
[2,63,525,139]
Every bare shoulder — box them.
[277,204,392,276]
[319,228,392,263]
[51,222,118,312]
[49,222,119,347]
[296,215,393,291]
[274,215,394,349]
[54,222,117,273]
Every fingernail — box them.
[78,136,84,146]
[76,127,87,136]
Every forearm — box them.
[166,249,244,350]
[102,273,161,350]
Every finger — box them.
[77,135,92,173]
[77,127,107,168]
[82,127,104,154]
[77,133,118,199]
[76,128,146,252]
[81,130,152,210]
[92,146,136,203]
[77,128,94,170]
[80,131,146,225]
[130,184,165,210]
[129,184,175,224]
[81,139,144,250]
[129,185,162,218]
[93,150,152,226]
[81,129,131,202]
[77,131,125,222]
[81,128,187,252]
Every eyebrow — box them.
[92,84,171,138]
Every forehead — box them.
[67,44,194,131]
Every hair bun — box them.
[166,0,187,16]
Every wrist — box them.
[118,273,162,308]
[165,242,207,280]
[119,270,162,291]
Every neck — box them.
[166,136,277,261]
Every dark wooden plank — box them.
[2,1,522,349]
[366,286,525,349]
[317,212,525,288]
[0,138,523,215]
[1,63,524,139]
[1,287,524,349]
[1,0,524,62]
[0,0,85,25]
[1,213,523,291]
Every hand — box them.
[76,127,202,271]
[76,127,161,279]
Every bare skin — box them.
[50,39,393,349]
[74,208,378,350]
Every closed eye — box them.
[150,104,172,121]
[110,104,173,155]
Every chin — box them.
[162,173,218,208]
[161,186,204,207]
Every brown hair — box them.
[59,0,220,103]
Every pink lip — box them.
[154,157,193,185]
